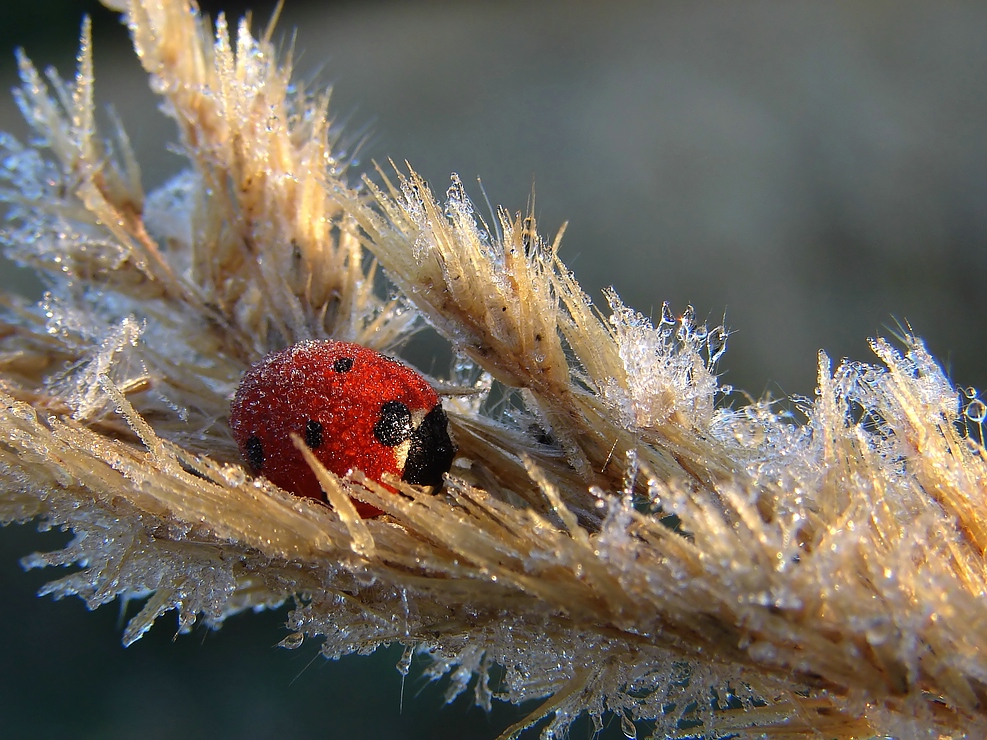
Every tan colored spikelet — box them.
[2,2,987,737]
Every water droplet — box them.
[278,632,304,649]
[708,327,728,364]
[396,644,414,676]
[966,399,986,424]
[659,302,674,326]
[620,711,637,738]
[221,465,246,487]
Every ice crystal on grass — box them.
[2,1,987,738]
[600,288,725,431]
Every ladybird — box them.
[230,340,456,517]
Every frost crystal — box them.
[601,289,725,431]
[1,2,986,739]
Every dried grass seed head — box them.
[0,2,986,738]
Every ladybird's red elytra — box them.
[229,340,456,518]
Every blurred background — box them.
[1,1,986,737]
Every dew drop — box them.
[620,711,637,738]
[659,302,674,326]
[397,643,414,677]
[221,465,246,487]
[708,327,728,364]
[966,399,986,424]
[278,632,304,649]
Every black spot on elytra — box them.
[245,435,264,471]
[373,401,412,447]
[333,357,354,373]
[403,404,456,487]
[305,419,323,449]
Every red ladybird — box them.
[229,340,456,517]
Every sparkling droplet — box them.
[278,632,304,649]
[397,643,414,677]
[620,711,637,738]
[966,399,986,424]
[221,465,246,487]
[659,302,674,326]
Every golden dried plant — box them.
[1,2,986,738]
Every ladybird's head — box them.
[399,403,456,487]
[369,397,456,489]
